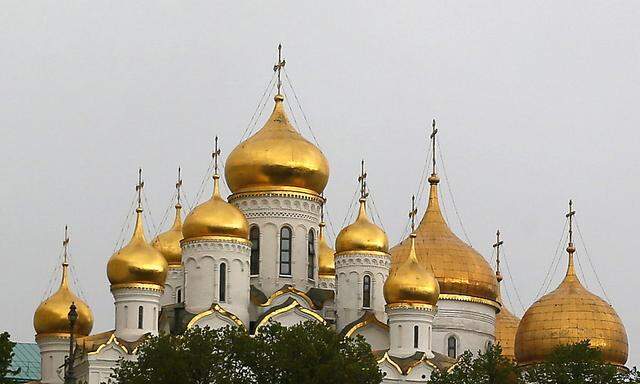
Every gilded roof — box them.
[317,221,335,277]
[495,277,520,360]
[514,248,628,366]
[390,176,498,302]
[151,204,183,266]
[335,199,389,255]
[225,94,329,196]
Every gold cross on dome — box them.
[212,136,221,175]
[566,199,576,244]
[176,167,183,206]
[273,44,286,95]
[493,229,504,276]
[358,159,368,200]
[430,119,438,175]
[409,195,418,233]
[135,168,144,209]
[62,225,70,264]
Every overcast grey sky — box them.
[1,1,638,367]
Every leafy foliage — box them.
[428,343,522,384]
[523,340,640,384]
[0,332,19,384]
[111,321,382,384]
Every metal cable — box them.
[575,217,611,303]
[539,220,568,296]
[245,81,275,139]
[193,160,214,206]
[282,89,301,133]
[341,186,360,229]
[112,194,137,253]
[367,188,387,233]
[239,72,277,142]
[154,193,176,238]
[501,246,527,313]
[437,143,473,246]
[142,190,159,238]
[283,68,323,150]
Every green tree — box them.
[112,321,382,384]
[428,343,522,384]
[0,332,19,384]
[524,340,640,384]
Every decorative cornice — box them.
[181,236,251,247]
[335,250,390,258]
[385,303,437,311]
[258,284,318,310]
[187,304,245,330]
[439,293,502,311]
[229,190,325,203]
[254,299,325,334]
[110,283,164,293]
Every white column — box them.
[36,335,69,384]
[334,252,390,331]
[387,305,437,358]
[112,286,162,342]
[182,238,251,326]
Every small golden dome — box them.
[151,204,183,266]
[391,177,498,302]
[495,275,520,360]
[34,263,93,336]
[514,247,628,366]
[335,199,389,255]
[107,208,168,288]
[183,176,249,241]
[384,234,440,306]
[224,94,330,196]
[317,221,335,278]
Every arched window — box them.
[414,325,419,348]
[307,229,315,279]
[362,275,371,308]
[219,263,227,302]
[447,336,457,358]
[138,306,144,329]
[279,227,292,276]
[176,288,182,303]
[250,226,260,275]
[124,305,128,328]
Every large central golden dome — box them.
[225,94,329,196]
[391,175,498,302]
[34,262,93,337]
[514,245,628,366]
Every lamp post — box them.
[65,302,78,384]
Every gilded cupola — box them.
[317,205,335,278]
[335,162,389,255]
[514,202,628,366]
[34,231,93,337]
[107,173,168,289]
[390,123,497,303]
[224,48,329,197]
[384,233,440,306]
[492,231,520,360]
[152,171,184,266]
[183,139,249,241]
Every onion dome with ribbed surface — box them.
[225,94,329,196]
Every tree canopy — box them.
[428,344,522,384]
[111,321,383,384]
[0,332,19,384]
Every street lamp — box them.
[65,302,78,384]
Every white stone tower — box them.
[107,170,168,342]
[334,161,391,331]
[182,137,252,326]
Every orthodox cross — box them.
[320,193,325,223]
[176,167,183,207]
[358,160,368,200]
[136,168,144,209]
[63,225,70,265]
[566,199,576,244]
[273,44,286,95]
[430,119,438,175]
[212,136,221,175]
[409,195,418,233]
[493,230,504,280]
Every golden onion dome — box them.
[224,94,330,196]
[384,234,440,306]
[514,245,628,366]
[317,221,335,278]
[107,208,168,288]
[390,175,498,302]
[151,203,183,266]
[495,272,520,360]
[183,175,249,241]
[34,262,93,337]
[335,199,389,255]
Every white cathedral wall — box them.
[431,299,496,358]
[230,193,323,297]
[182,239,250,325]
[334,252,390,331]
[160,266,184,306]
[112,286,162,342]
[36,335,68,384]
[387,306,437,359]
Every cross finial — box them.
[176,167,183,207]
[430,119,438,176]
[136,168,144,210]
[212,136,221,176]
[566,199,576,245]
[62,225,70,265]
[273,44,286,95]
[493,229,504,280]
[358,159,368,200]
[409,195,418,234]
[320,193,326,223]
